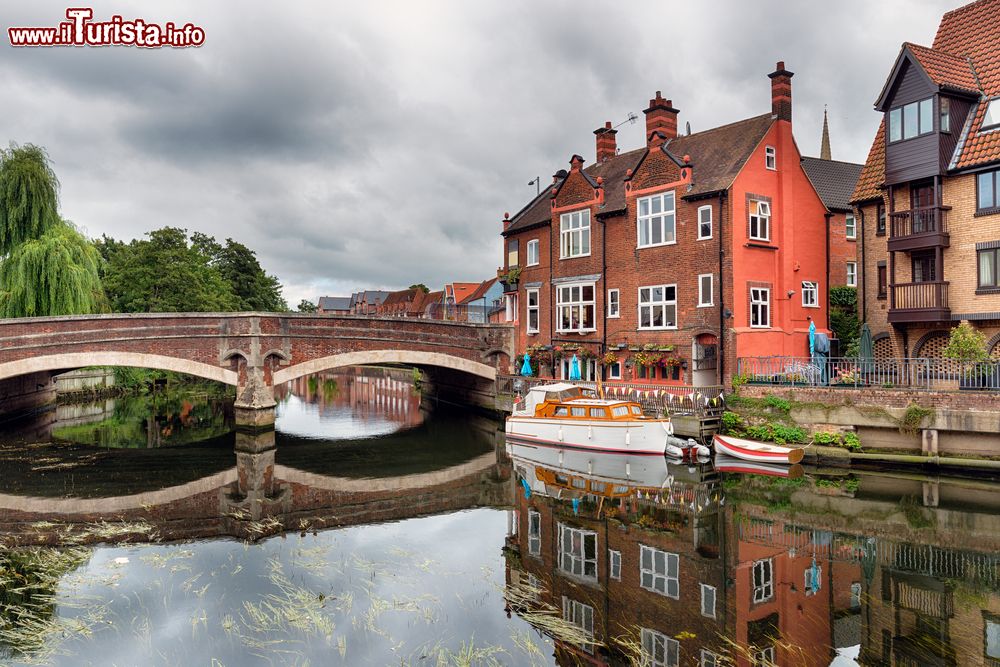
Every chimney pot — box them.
[768,61,794,123]
[644,90,680,143]
[594,121,618,162]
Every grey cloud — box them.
[0,0,958,305]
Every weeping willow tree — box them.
[0,144,59,256]
[0,221,106,317]
[0,144,105,318]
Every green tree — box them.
[829,286,860,356]
[409,283,430,293]
[0,221,106,317]
[297,299,318,313]
[101,227,238,312]
[943,322,989,363]
[197,236,287,312]
[0,145,105,317]
[0,144,59,256]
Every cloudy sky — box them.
[0,0,958,305]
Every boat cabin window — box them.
[558,388,583,401]
[572,478,587,490]
[556,474,569,485]
[554,406,569,416]
[571,407,587,417]
[631,406,642,415]
[590,481,606,493]
[589,408,607,418]
[612,406,630,417]
[614,485,630,494]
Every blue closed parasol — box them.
[569,354,582,381]
[520,353,532,376]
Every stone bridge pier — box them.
[0,313,515,424]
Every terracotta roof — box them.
[801,157,864,211]
[448,282,480,303]
[381,288,419,308]
[905,42,980,95]
[460,277,499,304]
[502,113,774,235]
[851,119,886,203]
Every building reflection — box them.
[275,367,423,429]
[503,445,1000,666]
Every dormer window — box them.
[888,97,933,142]
[940,97,951,133]
[984,98,1000,131]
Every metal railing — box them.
[496,374,725,417]
[889,206,948,238]
[890,281,949,311]
[737,356,1000,391]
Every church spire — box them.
[820,106,831,160]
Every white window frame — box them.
[845,214,857,240]
[754,645,775,666]
[804,564,822,596]
[698,205,713,240]
[638,284,678,330]
[526,239,540,266]
[846,261,857,287]
[560,209,591,259]
[504,293,518,323]
[562,597,595,654]
[527,510,541,556]
[637,191,677,248]
[558,523,597,581]
[698,274,714,307]
[608,361,622,380]
[765,145,776,170]
[641,628,679,667]
[700,583,716,618]
[640,545,679,598]
[609,550,622,580]
[750,288,770,329]
[752,558,774,603]
[701,650,721,667]
[749,200,771,242]
[607,288,620,318]
[560,357,597,382]
[801,281,819,308]
[556,282,596,333]
[526,288,540,334]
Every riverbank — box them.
[804,444,1000,477]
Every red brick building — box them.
[500,63,832,388]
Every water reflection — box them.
[504,444,1000,666]
[4,368,1000,664]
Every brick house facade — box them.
[852,0,1000,360]
[500,63,832,388]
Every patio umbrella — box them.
[859,322,874,367]
[569,354,582,381]
[520,353,532,376]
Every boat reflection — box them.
[504,443,1000,666]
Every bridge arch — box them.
[272,349,496,385]
[0,351,238,386]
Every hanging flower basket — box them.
[603,351,619,366]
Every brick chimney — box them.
[644,91,679,143]
[768,61,794,122]
[594,121,617,162]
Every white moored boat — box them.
[712,434,805,465]
[506,383,705,457]
[713,454,804,478]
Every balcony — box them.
[888,206,950,252]
[888,281,950,323]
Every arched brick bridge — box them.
[0,313,514,417]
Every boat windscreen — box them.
[558,388,583,401]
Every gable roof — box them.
[801,157,864,211]
[460,277,499,304]
[851,120,887,203]
[447,282,480,303]
[381,288,419,308]
[502,113,774,236]
[317,296,351,311]
[858,0,1000,184]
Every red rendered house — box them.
[500,62,832,388]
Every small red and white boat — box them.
[712,434,805,464]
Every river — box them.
[1,366,999,666]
